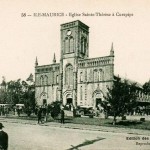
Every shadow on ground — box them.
[52,118,73,123]
[67,137,105,150]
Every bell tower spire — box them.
[53,53,56,63]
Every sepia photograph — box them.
[0,0,150,149]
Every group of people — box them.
[0,106,65,150]
[37,106,65,124]
[0,106,9,116]
[0,105,66,149]
[37,106,47,124]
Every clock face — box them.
[67,30,72,36]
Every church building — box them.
[35,20,114,108]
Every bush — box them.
[48,101,61,119]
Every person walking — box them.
[16,106,20,117]
[0,123,8,150]
[37,108,42,124]
[0,106,2,116]
[60,108,65,124]
[73,107,76,117]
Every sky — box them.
[0,0,150,84]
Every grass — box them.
[66,116,150,130]
[3,114,150,130]
[49,115,150,130]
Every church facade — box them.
[35,20,114,108]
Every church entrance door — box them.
[93,91,104,109]
[43,99,47,105]
[63,90,73,108]
[96,98,102,108]
[66,94,73,111]
[67,98,73,110]
[67,98,72,104]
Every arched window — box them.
[56,75,59,84]
[44,75,48,85]
[70,36,74,53]
[56,87,59,101]
[65,37,69,53]
[49,71,53,84]
[40,76,44,85]
[80,86,83,101]
[80,72,83,82]
[84,38,87,54]
[81,37,84,53]
[88,69,93,82]
[94,69,98,82]
[65,64,73,86]
[81,37,87,54]
[99,69,104,81]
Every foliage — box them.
[143,80,150,95]
[0,90,7,104]
[104,77,138,124]
[48,101,62,119]
[0,78,36,111]
[6,79,22,104]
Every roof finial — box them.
[53,53,56,63]
[110,42,114,56]
[35,56,38,66]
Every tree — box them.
[105,77,138,125]
[24,73,36,111]
[0,90,7,104]
[0,76,7,103]
[143,80,150,95]
[22,80,36,109]
[6,79,23,104]
[0,78,36,113]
